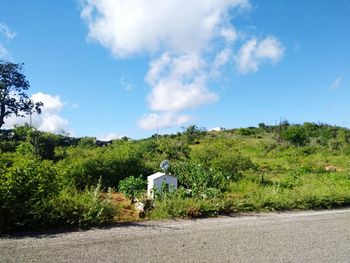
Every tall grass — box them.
[43,184,117,228]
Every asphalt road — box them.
[1,209,350,263]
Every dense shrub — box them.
[42,184,116,228]
[156,138,190,160]
[0,158,60,231]
[0,157,117,232]
[190,140,256,179]
[182,125,207,144]
[57,142,150,189]
[118,176,147,199]
[78,137,97,148]
[280,126,309,146]
[170,162,226,197]
[237,127,258,136]
[0,139,17,152]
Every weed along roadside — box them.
[2,123,350,232]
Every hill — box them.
[1,121,350,231]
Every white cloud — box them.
[0,44,10,59]
[147,77,218,112]
[220,27,238,43]
[210,48,232,77]
[81,0,250,57]
[31,92,64,113]
[255,37,285,63]
[0,23,15,59]
[97,132,122,141]
[3,92,68,134]
[36,114,68,133]
[235,36,284,74]
[80,0,285,130]
[215,49,232,66]
[0,23,16,40]
[145,53,218,112]
[330,77,341,91]
[138,112,192,130]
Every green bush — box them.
[237,128,258,136]
[0,157,117,232]
[57,142,150,189]
[190,140,256,179]
[0,139,17,152]
[182,125,206,144]
[43,184,116,228]
[156,138,190,160]
[280,126,309,146]
[0,157,60,231]
[78,137,97,148]
[118,176,147,199]
[170,162,226,197]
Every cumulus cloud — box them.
[138,112,192,130]
[235,36,284,74]
[330,77,341,91]
[211,48,233,77]
[81,0,250,57]
[31,92,64,113]
[36,114,68,133]
[220,27,238,43]
[3,92,68,133]
[80,0,250,129]
[214,49,232,68]
[80,0,285,130]
[145,53,218,112]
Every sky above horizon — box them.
[0,0,349,140]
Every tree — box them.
[0,60,43,128]
[182,125,206,144]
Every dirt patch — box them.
[324,165,343,172]
[108,193,140,222]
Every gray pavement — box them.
[1,209,350,262]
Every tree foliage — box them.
[0,60,43,128]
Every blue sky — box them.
[0,0,349,139]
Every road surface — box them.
[1,209,350,262]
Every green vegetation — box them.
[0,60,43,129]
[1,122,350,232]
[118,176,147,200]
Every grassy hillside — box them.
[1,122,350,231]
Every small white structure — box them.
[147,172,178,197]
[209,127,225,132]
